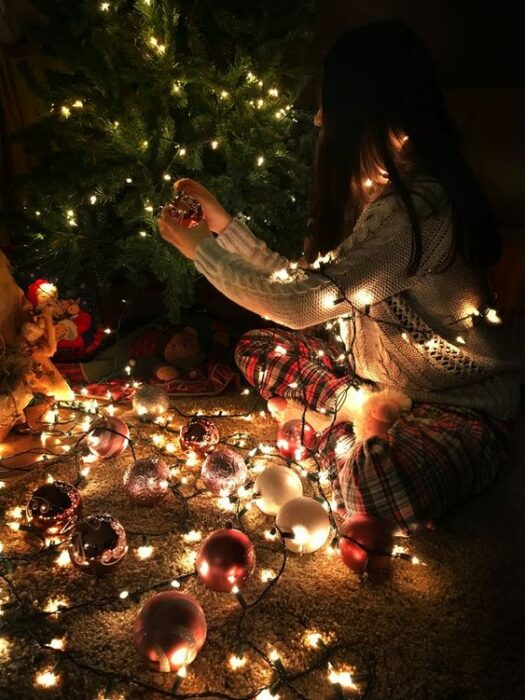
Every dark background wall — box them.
[314,0,524,87]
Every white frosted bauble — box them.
[254,465,303,516]
[275,497,331,554]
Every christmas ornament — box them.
[338,514,393,575]
[134,591,207,672]
[123,458,170,506]
[180,417,219,455]
[197,528,256,592]
[276,497,331,554]
[166,190,203,228]
[254,465,303,516]
[276,420,318,461]
[26,481,82,538]
[85,417,130,459]
[68,514,128,574]
[132,384,170,418]
[201,448,247,496]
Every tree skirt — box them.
[0,394,523,700]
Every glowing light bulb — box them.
[72,100,83,108]
[364,178,373,188]
[0,637,9,657]
[139,231,147,238]
[485,308,501,324]
[229,654,246,670]
[261,569,275,583]
[179,148,186,156]
[61,106,71,118]
[163,173,171,181]
[119,590,129,599]
[48,637,66,650]
[273,344,287,355]
[55,550,71,567]
[268,87,279,96]
[456,335,466,344]
[137,545,153,560]
[211,139,219,149]
[256,155,265,167]
[183,530,202,543]
[220,90,229,99]
[89,195,97,204]
[35,670,59,688]
[305,632,323,648]
[126,177,133,183]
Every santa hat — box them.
[26,279,55,307]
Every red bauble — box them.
[134,591,207,672]
[26,481,82,538]
[85,417,130,459]
[276,420,318,461]
[339,514,393,575]
[201,448,247,496]
[180,417,219,455]
[196,528,256,592]
[166,190,203,228]
[68,514,128,574]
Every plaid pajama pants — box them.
[235,328,510,531]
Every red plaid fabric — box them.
[236,329,510,531]
[235,328,353,413]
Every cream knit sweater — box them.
[194,179,521,420]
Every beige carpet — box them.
[0,392,524,700]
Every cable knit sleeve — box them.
[194,189,451,330]
[215,217,289,272]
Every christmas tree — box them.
[10,0,314,319]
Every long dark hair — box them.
[309,21,501,273]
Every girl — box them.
[158,21,520,531]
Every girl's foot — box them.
[267,397,333,432]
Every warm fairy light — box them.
[61,106,71,118]
[305,632,323,648]
[163,173,171,181]
[177,664,187,678]
[229,654,247,670]
[0,637,9,657]
[273,344,287,355]
[179,147,187,156]
[257,691,279,700]
[220,90,229,99]
[89,195,97,204]
[261,569,275,583]
[48,637,66,650]
[144,204,153,213]
[271,267,290,282]
[258,443,273,454]
[364,178,373,188]
[186,451,199,467]
[456,335,466,344]
[8,506,24,520]
[218,497,236,512]
[0,542,4,554]
[268,647,280,662]
[355,289,373,307]
[44,597,69,614]
[392,544,407,556]
[184,530,202,543]
[55,550,71,567]
[265,529,277,541]
[137,545,153,560]
[256,155,265,166]
[119,590,129,600]
[425,337,439,351]
[35,670,59,688]
[328,663,356,689]
[165,442,176,454]
[100,2,110,10]
[172,82,182,93]
[171,579,181,588]
[72,99,84,108]
[152,433,165,447]
[211,139,219,149]
[485,308,501,324]
[401,331,410,342]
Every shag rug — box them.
[0,392,524,700]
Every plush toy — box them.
[351,388,412,443]
[26,279,104,362]
[20,306,74,402]
[153,323,230,382]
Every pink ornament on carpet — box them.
[200,448,247,496]
[338,513,393,575]
[85,417,130,458]
[26,481,82,538]
[123,458,170,505]
[134,591,207,672]
[196,528,256,592]
[180,417,219,456]
[276,419,317,461]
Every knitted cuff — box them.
[216,217,258,257]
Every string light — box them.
[119,591,129,600]
[0,637,9,657]
[100,2,110,11]
[35,670,59,688]
[179,147,186,157]
[61,106,71,118]
[55,550,71,567]
[256,155,265,166]
[136,545,154,560]
[485,307,501,324]
[220,90,229,99]
[211,139,219,149]
[48,638,66,650]
[89,195,97,204]
[229,654,247,670]
[328,664,357,690]
[268,87,278,96]
[44,597,69,614]
[183,530,202,543]
[72,99,84,108]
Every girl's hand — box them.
[158,209,212,260]
[174,178,232,233]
